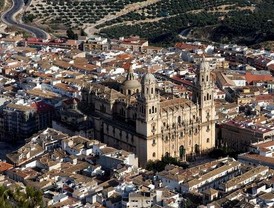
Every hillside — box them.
[24,0,274,45]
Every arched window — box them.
[152,106,155,113]
[152,152,156,157]
[179,145,185,159]
[195,144,200,154]
[207,93,209,100]
[206,75,208,81]
[151,88,153,94]
[178,116,181,124]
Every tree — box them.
[80,28,87,36]
[66,28,78,39]
[146,155,188,172]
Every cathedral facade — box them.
[81,58,215,167]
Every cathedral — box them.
[81,57,215,167]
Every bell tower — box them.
[193,56,215,150]
[193,56,214,122]
[136,69,160,136]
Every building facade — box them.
[81,58,215,166]
[1,101,54,141]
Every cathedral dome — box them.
[122,79,141,89]
[121,65,141,95]
[141,73,156,85]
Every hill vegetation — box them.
[0,0,5,11]
[25,0,274,46]
[0,185,44,208]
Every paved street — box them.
[1,0,48,39]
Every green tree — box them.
[66,28,78,39]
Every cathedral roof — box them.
[160,97,193,109]
[122,79,141,89]
[122,65,141,89]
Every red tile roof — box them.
[255,94,274,102]
[245,71,273,84]
[175,42,203,51]
[0,162,13,172]
[31,101,54,113]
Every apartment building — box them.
[220,166,269,192]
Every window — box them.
[151,88,153,94]
[152,106,154,113]
[195,144,200,153]
[178,116,181,124]
[207,138,210,143]
[149,109,151,114]
[152,152,156,157]
[206,112,210,119]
